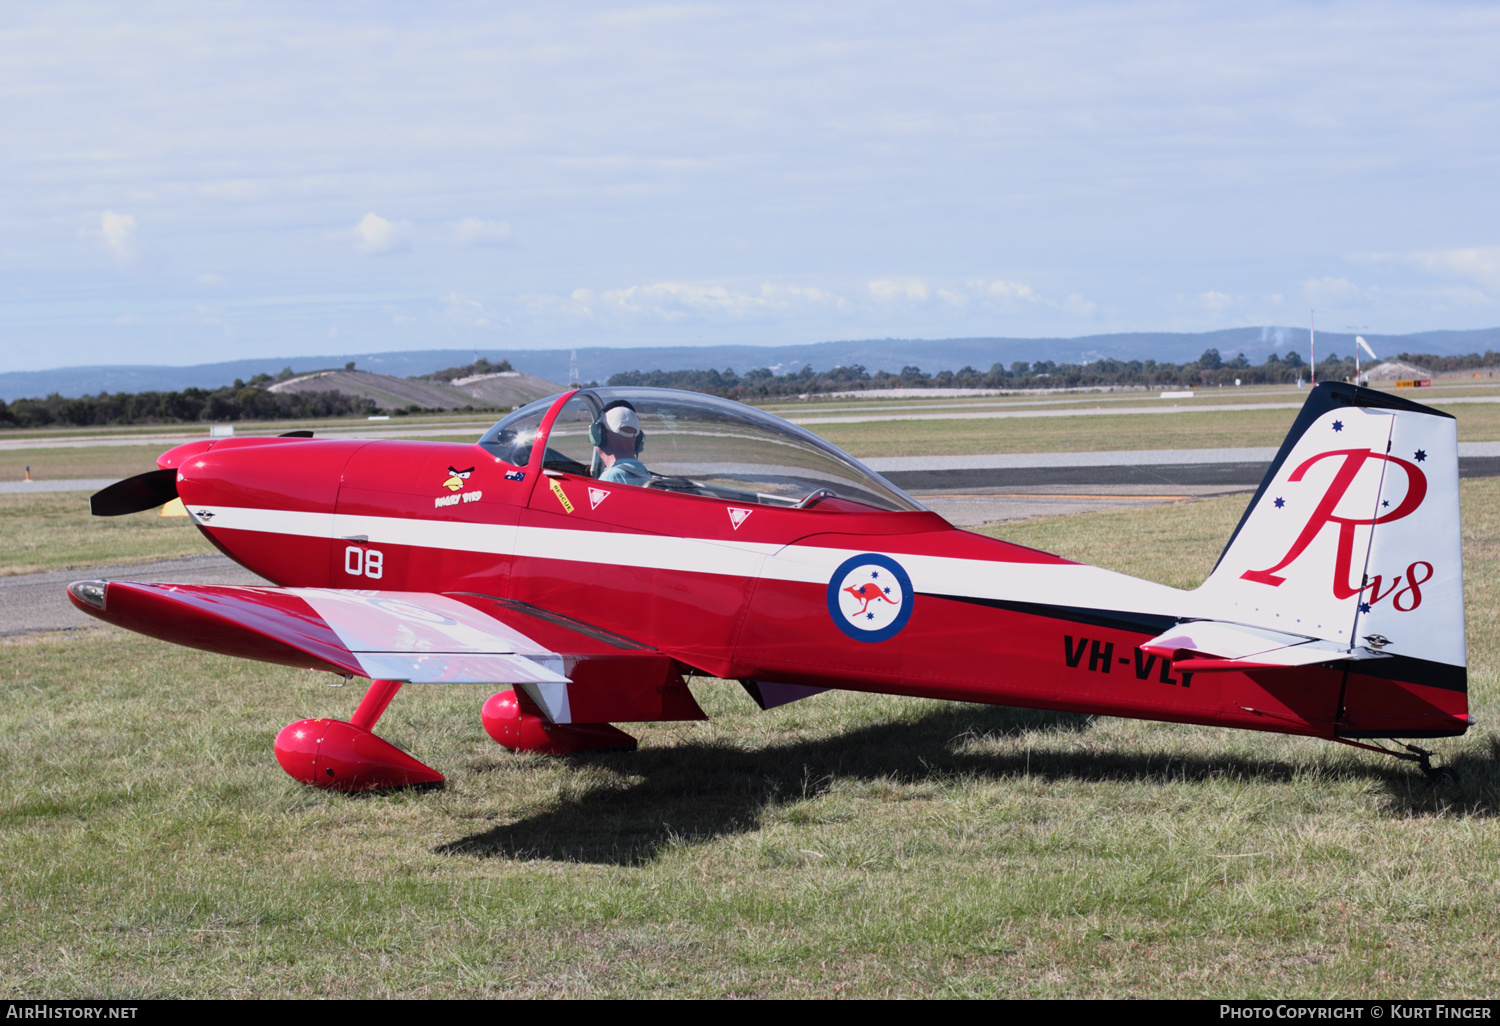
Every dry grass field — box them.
[2,477,1498,997]
[0,445,172,483]
[813,399,1500,458]
[0,493,214,576]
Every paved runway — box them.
[914,484,1250,527]
[871,442,1500,491]
[1,553,269,637]
[0,478,116,494]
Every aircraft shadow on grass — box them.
[438,706,1500,865]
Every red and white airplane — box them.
[74,382,1469,788]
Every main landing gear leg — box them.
[274,679,445,791]
[1334,738,1458,784]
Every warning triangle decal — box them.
[588,487,610,510]
[727,506,753,530]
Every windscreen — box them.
[476,395,555,467]
[479,387,922,512]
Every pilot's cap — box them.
[602,405,641,439]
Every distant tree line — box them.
[607,347,1420,399]
[610,348,1500,399]
[0,369,378,429]
[416,356,514,382]
[6,347,1494,429]
[1392,350,1500,373]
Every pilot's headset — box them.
[588,401,645,475]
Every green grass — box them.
[981,490,1251,590]
[0,492,216,576]
[3,484,1500,997]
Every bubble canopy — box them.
[478,387,924,513]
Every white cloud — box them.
[452,217,513,246]
[1302,276,1365,303]
[383,304,416,326]
[554,275,1093,327]
[351,213,411,254]
[98,210,137,260]
[580,281,844,321]
[1197,291,1235,314]
[984,279,1042,303]
[964,277,1091,316]
[1062,293,1097,317]
[442,291,497,328]
[1406,247,1500,292]
[868,278,928,302]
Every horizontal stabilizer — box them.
[1140,619,1388,673]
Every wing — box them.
[66,581,704,724]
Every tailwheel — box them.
[274,679,444,791]
[482,690,637,755]
[1334,738,1458,785]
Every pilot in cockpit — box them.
[591,401,652,486]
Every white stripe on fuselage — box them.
[189,504,1192,619]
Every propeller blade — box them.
[90,468,179,517]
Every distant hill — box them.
[4,325,1499,401]
[452,371,566,408]
[267,368,563,411]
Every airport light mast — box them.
[1309,310,1315,385]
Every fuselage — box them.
[154,389,1469,742]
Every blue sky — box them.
[2,1,1498,370]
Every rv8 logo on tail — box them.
[827,553,914,643]
[1242,447,1431,609]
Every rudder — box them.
[1197,382,1464,673]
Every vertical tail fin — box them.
[1198,383,1464,671]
